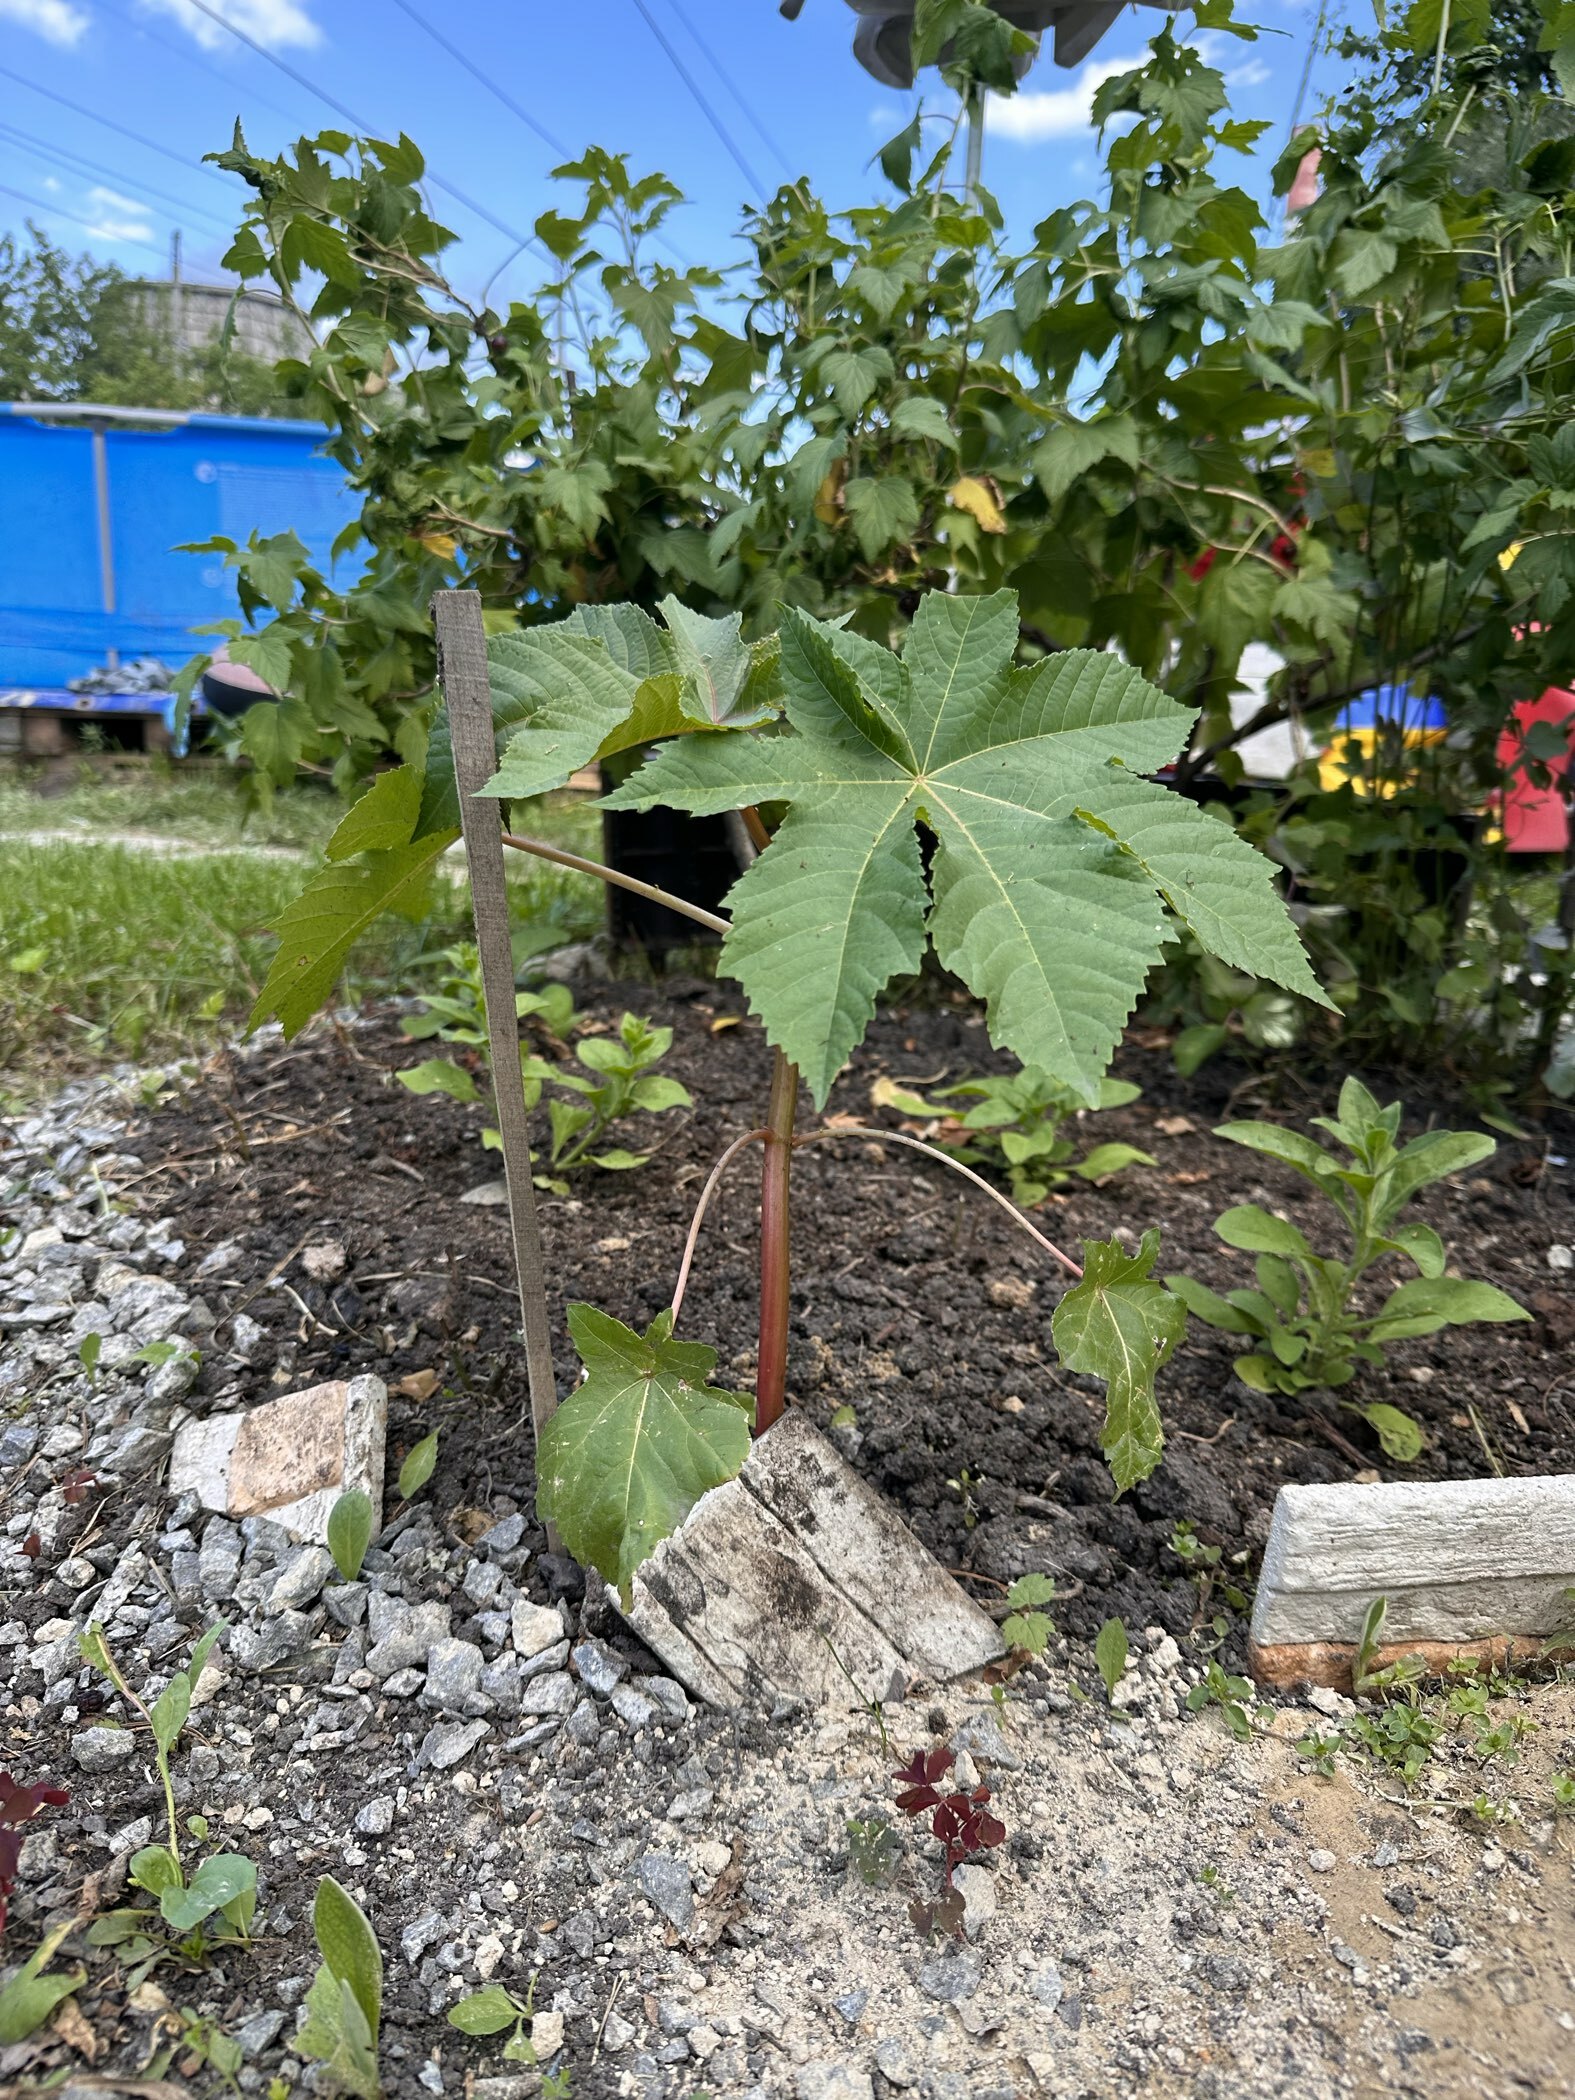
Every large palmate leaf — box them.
[479,598,780,805]
[605,590,1329,1106]
[537,1306,754,1600]
[1051,1230,1185,1492]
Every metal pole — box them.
[90,422,118,668]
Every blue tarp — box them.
[0,407,358,687]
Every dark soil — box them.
[124,988,1575,1644]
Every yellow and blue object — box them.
[1316,685,1448,794]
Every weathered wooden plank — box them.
[623,1417,1004,1708]
[1248,1475,1575,1689]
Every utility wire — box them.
[0,180,167,259]
[0,63,236,187]
[98,0,306,131]
[0,121,238,237]
[386,0,570,160]
[627,0,767,199]
[173,0,547,258]
[657,0,794,180]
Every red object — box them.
[1493,687,1575,852]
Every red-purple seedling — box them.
[0,1773,70,1937]
[892,1747,1007,1883]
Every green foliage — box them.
[877,1069,1151,1207]
[1051,1231,1185,1493]
[1167,1079,1530,1451]
[609,591,1324,1108]
[1185,1661,1271,1741]
[297,1877,383,2100]
[1094,1617,1130,1700]
[536,1307,754,1601]
[327,1489,375,1581]
[398,1431,438,1502]
[447,1981,538,2062]
[845,1816,900,1887]
[0,1923,83,2045]
[1000,1572,1056,1657]
[522,1011,693,1191]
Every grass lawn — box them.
[0,769,604,1104]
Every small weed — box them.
[1169,1519,1249,1614]
[1095,1617,1129,1702]
[0,1919,85,2043]
[398,1431,438,1502]
[0,1772,70,1935]
[892,1745,1005,1932]
[327,1489,376,1581]
[1000,1573,1055,1658]
[1551,1770,1575,1814]
[845,1816,899,1888]
[297,1876,382,2098]
[448,1978,538,2062]
[1185,1661,1271,1742]
[873,1068,1152,1208]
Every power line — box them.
[0,180,167,259]
[0,121,238,237]
[0,63,236,187]
[627,0,767,199]
[386,0,570,160]
[173,0,547,259]
[656,0,794,180]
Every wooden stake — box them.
[432,589,560,1549]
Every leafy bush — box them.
[1167,1078,1531,1455]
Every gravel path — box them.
[3,1048,1573,2099]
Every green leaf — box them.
[1173,1022,1228,1076]
[1051,1230,1183,1493]
[397,1057,479,1103]
[891,396,958,449]
[843,475,919,559]
[1377,1223,1446,1278]
[1353,1402,1424,1463]
[1034,415,1142,503]
[1380,1130,1495,1214]
[327,1489,375,1581]
[609,592,1311,1109]
[129,1844,182,1897]
[161,1853,256,1933]
[536,1306,754,1601]
[149,1674,191,1759]
[447,1986,523,2036]
[1214,1120,1338,1184]
[0,1963,85,2045]
[313,1876,383,2038]
[1073,1142,1155,1180]
[250,831,459,1039]
[326,765,422,860]
[1095,1616,1129,1699]
[1214,1204,1312,1260]
[1001,1609,1052,1655]
[1365,1276,1531,1341]
[1165,1273,1262,1334]
[399,1431,439,1501]
[1006,1572,1056,1607]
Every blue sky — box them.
[1,0,1353,304]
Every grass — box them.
[0,771,606,1104]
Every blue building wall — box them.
[0,407,358,687]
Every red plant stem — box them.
[671,1127,768,1325]
[756,1048,798,1434]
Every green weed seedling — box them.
[448,1978,539,2063]
[398,938,573,1115]
[522,1011,692,1192]
[80,1623,257,1971]
[876,1069,1152,1208]
[1169,1520,1250,1615]
[1001,1574,1056,1658]
[1095,1617,1130,1702]
[327,1488,376,1582]
[1168,1077,1529,1459]
[296,1876,382,2099]
[1185,1661,1272,1742]
[845,1816,899,1888]
[0,1921,85,2044]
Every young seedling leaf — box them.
[536,1306,754,1600]
[398,1431,439,1501]
[1095,1616,1129,1699]
[313,1875,383,2036]
[160,1853,256,1933]
[327,1488,375,1581]
[149,1674,191,1760]
[607,592,1326,1106]
[447,1985,523,2036]
[397,1057,479,1103]
[1051,1231,1184,1492]
[1355,1401,1425,1462]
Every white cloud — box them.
[0,0,89,45]
[138,0,322,52]
[986,55,1142,143]
[1227,57,1272,89]
[90,184,151,215]
[86,209,156,243]
[41,174,61,192]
